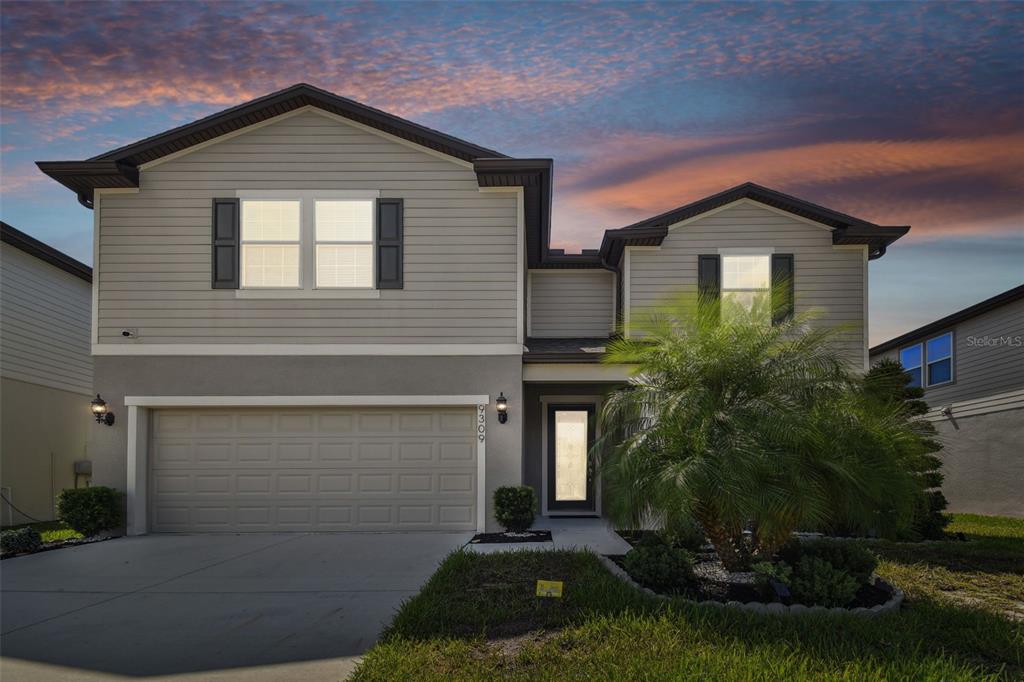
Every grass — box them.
[352,514,1024,681]
[1,521,83,543]
[869,514,1024,620]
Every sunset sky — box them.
[1,1,1021,344]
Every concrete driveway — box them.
[1,532,471,681]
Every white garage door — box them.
[149,406,477,532]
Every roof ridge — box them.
[88,82,508,163]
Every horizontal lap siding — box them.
[0,245,93,394]
[628,204,866,369]
[873,298,1024,405]
[530,270,615,338]
[97,111,518,345]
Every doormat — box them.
[469,530,553,544]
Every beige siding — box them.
[0,243,92,394]
[529,270,615,338]
[96,110,518,345]
[873,297,1024,406]
[626,202,867,368]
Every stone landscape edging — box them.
[598,554,904,617]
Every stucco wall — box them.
[1,378,91,523]
[933,408,1023,518]
[90,355,523,531]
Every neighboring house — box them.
[37,83,907,534]
[0,222,93,524]
[871,285,1024,518]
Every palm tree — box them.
[598,292,921,571]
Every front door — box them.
[546,404,597,513]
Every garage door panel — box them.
[150,407,477,532]
[151,500,476,532]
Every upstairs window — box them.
[899,331,953,389]
[315,200,374,288]
[238,196,375,291]
[240,201,301,288]
[899,344,923,389]
[926,332,953,386]
[721,254,771,323]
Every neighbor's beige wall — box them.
[932,407,1023,518]
[627,201,867,369]
[1,377,91,523]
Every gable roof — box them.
[0,221,92,282]
[37,83,509,208]
[870,283,1024,355]
[599,182,910,263]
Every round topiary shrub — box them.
[57,486,123,537]
[1,526,42,555]
[623,539,695,594]
[493,486,536,532]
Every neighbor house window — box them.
[925,332,953,386]
[899,344,923,389]
[899,332,953,389]
[239,196,375,291]
[721,254,771,322]
[240,201,301,288]
[315,200,374,288]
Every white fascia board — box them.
[93,343,524,356]
[125,395,490,407]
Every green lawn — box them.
[2,521,83,543]
[352,514,1024,681]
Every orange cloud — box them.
[551,132,1024,249]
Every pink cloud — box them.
[550,132,1024,250]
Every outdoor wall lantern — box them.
[90,394,115,426]
[495,392,509,424]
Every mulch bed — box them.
[608,554,891,607]
[470,530,553,544]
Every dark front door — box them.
[546,403,597,513]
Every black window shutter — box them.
[697,254,721,325]
[771,253,795,325]
[211,198,240,289]
[376,198,404,289]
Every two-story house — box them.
[871,285,1023,518]
[38,84,908,534]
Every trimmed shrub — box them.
[57,486,123,536]
[863,359,951,540]
[752,560,793,601]
[779,539,878,585]
[1,526,42,555]
[493,486,536,532]
[789,557,859,607]
[622,541,695,594]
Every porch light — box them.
[496,393,509,424]
[90,394,115,426]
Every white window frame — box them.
[235,190,381,299]
[314,199,376,290]
[719,248,773,319]
[239,199,303,290]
